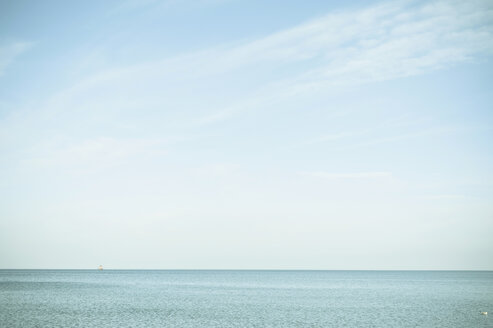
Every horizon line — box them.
[1,268,493,272]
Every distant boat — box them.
[98,265,103,271]
[480,311,488,315]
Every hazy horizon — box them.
[1,0,492,270]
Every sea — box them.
[1,270,492,327]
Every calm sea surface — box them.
[1,270,492,327]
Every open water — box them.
[1,270,492,327]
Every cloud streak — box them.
[247,0,493,96]
[300,171,392,179]
[31,0,493,125]
[0,41,34,76]
[1,0,492,170]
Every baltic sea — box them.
[1,270,492,327]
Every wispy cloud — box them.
[279,0,493,93]
[300,171,392,179]
[113,0,234,14]
[426,194,466,200]
[1,0,492,162]
[338,126,461,150]
[0,41,34,76]
[279,115,435,154]
[197,0,493,90]
[33,0,493,126]
[291,123,480,153]
[20,137,179,172]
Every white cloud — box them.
[300,171,392,179]
[0,41,34,76]
[268,0,493,94]
[2,0,492,155]
[426,194,466,200]
[20,137,174,172]
[90,0,493,124]
[340,126,459,149]
[287,115,427,150]
[112,0,234,14]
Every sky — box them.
[0,0,492,270]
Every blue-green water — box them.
[1,270,492,327]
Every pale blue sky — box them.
[1,0,492,269]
